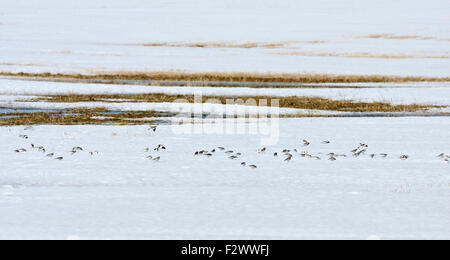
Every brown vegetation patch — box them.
[24,93,441,113]
[138,41,328,49]
[0,107,174,126]
[0,62,46,67]
[270,51,449,59]
[358,34,435,40]
[141,41,288,49]
[2,71,449,84]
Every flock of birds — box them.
[192,139,450,169]
[13,128,99,161]
[143,144,166,161]
[10,125,450,167]
[194,147,258,169]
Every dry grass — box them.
[358,34,435,40]
[301,40,329,44]
[0,62,46,67]
[138,40,328,49]
[1,94,445,125]
[2,71,449,84]
[141,41,288,49]
[0,107,174,126]
[270,51,449,59]
[24,93,442,113]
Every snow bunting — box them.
[400,155,409,160]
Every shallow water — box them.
[0,108,62,114]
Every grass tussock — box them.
[25,93,442,113]
[2,71,449,84]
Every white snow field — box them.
[0,118,450,239]
[0,0,449,76]
[0,0,449,240]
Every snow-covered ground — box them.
[0,0,449,76]
[0,118,449,239]
[0,0,449,240]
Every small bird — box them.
[329,156,337,161]
[249,165,257,169]
[241,162,246,167]
[146,155,153,159]
[89,151,99,156]
[46,153,54,157]
[15,148,27,153]
[19,135,28,139]
[400,155,409,160]
[371,154,376,158]
[229,155,238,160]
[380,153,388,158]
[153,156,160,161]
[302,140,310,146]
[274,152,278,157]
[354,149,366,157]
[225,150,234,154]
[351,148,359,153]
[144,148,150,152]
[360,143,368,148]
[258,147,266,153]
[322,140,330,144]
[235,153,242,156]
[154,144,166,152]
[444,159,449,164]
[149,126,157,132]
[437,153,445,158]
[55,157,63,160]
[282,149,290,153]
[217,147,225,151]
[206,153,213,157]
[285,154,293,162]
[313,156,321,160]
[211,149,216,153]
[71,147,83,154]
[194,151,199,155]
